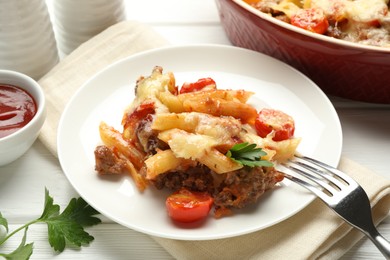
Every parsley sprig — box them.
[0,188,101,259]
[226,142,274,167]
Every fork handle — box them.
[367,229,390,259]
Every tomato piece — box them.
[166,188,214,223]
[179,77,216,94]
[126,101,155,122]
[255,108,295,141]
[122,100,155,143]
[291,8,329,34]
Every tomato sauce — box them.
[0,84,37,138]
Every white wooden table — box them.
[1,1,389,259]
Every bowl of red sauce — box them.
[0,70,46,166]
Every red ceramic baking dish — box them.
[215,0,390,104]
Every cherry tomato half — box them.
[179,77,216,94]
[291,8,329,34]
[255,108,295,141]
[166,188,214,223]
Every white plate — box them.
[58,44,342,240]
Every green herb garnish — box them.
[0,188,101,259]
[226,142,274,167]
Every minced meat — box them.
[94,145,126,174]
[214,166,284,217]
[150,163,284,218]
[150,165,215,194]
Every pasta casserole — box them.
[245,0,390,47]
[94,66,300,221]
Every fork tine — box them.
[297,155,357,188]
[281,171,334,202]
[281,158,341,197]
[288,156,347,192]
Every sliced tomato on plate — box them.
[255,108,295,141]
[166,188,214,223]
[179,77,216,94]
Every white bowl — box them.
[0,70,46,166]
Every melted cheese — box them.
[160,129,218,160]
[309,0,348,21]
[309,0,388,22]
[156,112,243,159]
[130,66,174,114]
[346,0,388,22]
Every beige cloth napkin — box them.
[38,20,390,259]
[154,157,390,259]
[38,20,169,155]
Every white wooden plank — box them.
[2,224,174,260]
[153,25,231,45]
[124,0,221,24]
[336,107,390,178]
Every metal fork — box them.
[278,155,390,259]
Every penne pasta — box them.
[157,91,184,113]
[182,98,258,124]
[158,89,254,114]
[144,149,196,180]
[117,152,148,192]
[157,128,219,160]
[178,89,254,103]
[99,121,145,170]
[151,113,198,132]
[199,148,243,174]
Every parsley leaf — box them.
[0,188,102,259]
[1,228,33,260]
[0,212,8,233]
[39,190,101,252]
[39,189,60,220]
[226,142,274,167]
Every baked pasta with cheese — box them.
[94,66,300,220]
[245,0,390,47]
